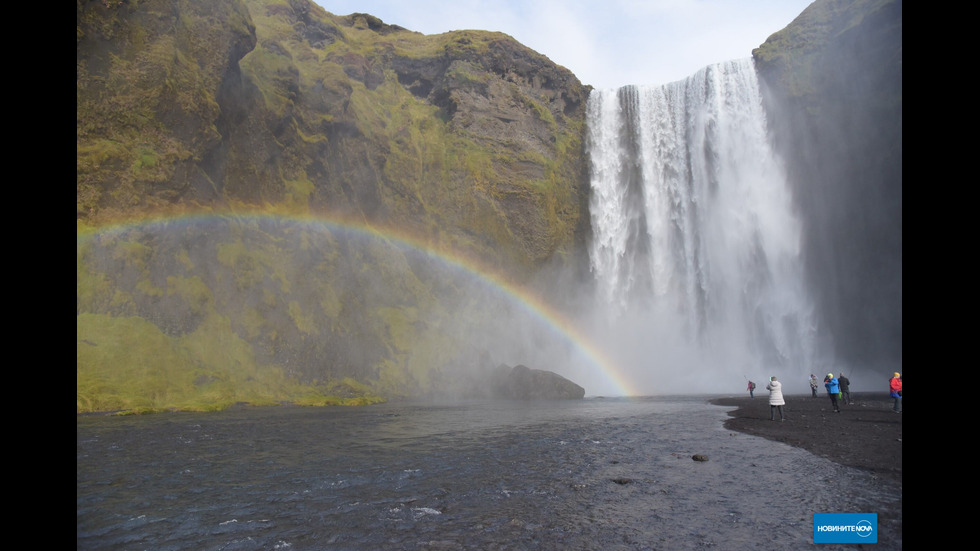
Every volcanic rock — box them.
[489,364,585,400]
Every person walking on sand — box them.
[889,372,902,413]
[838,372,851,405]
[747,380,756,399]
[824,373,841,413]
[809,374,819,398]
[766,376,785,421]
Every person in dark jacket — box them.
[747,380,756,398]
[838,373,851,405]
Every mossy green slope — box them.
[77,0,257,217]
[78,0,591,272]
[77,214,484,413]
[77,0,591,413]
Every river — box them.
[77,396,895,550]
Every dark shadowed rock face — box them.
[489,364,585,400]
[753,0,902,373]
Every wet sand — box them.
[711,391,902,544]
[710,392,902,482]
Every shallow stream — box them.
[77,396,899,550]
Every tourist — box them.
[809,374,819,398]
[889,372,902,413]
[838,372,851,405]
[747,380,756,398]
[824,373,841,413]
[766,376,785,421]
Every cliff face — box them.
[77,0,591,272]
[753,0,902,372]
[77,0,257,214]
[77,0,592,412]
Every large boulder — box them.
[489,364,585,400]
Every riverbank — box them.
[709,392,902,483]
[711,391,902,546]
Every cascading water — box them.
[586,59,820,394]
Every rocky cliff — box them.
[77,0,591,271]
[77,0,592,413]
[753,0,902,372]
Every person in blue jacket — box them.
[824,373,841,413]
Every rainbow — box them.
[77,210,635,396]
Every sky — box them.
[313,0,814,90]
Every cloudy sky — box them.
[313,0,814,90]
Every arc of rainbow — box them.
[78,211,635,396]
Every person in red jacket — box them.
[889,372,902,413]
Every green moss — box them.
[166,275,213,315]
[288,300,318,335]
[376,305,417,350]
[292,377,387,406]
[134,278,164,298]
[175,248,194,271]
[77,239,114,312]
[77,308,364,414]
[238,306,266,340]
[446,60,491,86]
[109,289,138,314]
[133,147,158,171]
[239,45,298,116]
[77,313,198,413]
[76,139,129,173]
[518,91,557,129]
[284,174,315,211]
[217,239,265,290]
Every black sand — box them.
[711,391,902,544]
[710,392,902,482]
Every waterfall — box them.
[586,59,819,394]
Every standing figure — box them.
[747,380,756,398]
[766,376,785,421]
[889,372,902,413]
[824,373,841,413]
[838,373,851,405]
[809,374,819,398]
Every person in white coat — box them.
[766,376,785,421]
